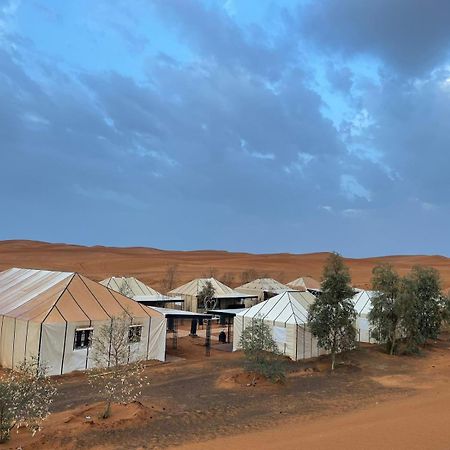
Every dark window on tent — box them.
[74,328,93,350]
[128,325,143,343]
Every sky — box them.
[1,0,450,256]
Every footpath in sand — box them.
[174,348,450,450]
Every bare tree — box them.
[221,272,236,287]
[202,267,218,278]
[240,269,258,285]
[0,357,57,443]
[88,313,148,419]
[162,264,178,292]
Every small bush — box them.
[239,317,285,383]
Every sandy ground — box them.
[4,331,450,450]
[1,240,450,291]
[2,241,450,449]
[175,368,450,450]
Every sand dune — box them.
[0,240,449,292]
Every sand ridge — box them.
[0,240,449,292]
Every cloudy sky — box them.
[1,0,450,256]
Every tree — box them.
[239,317,285,383]
[221,272,236,287]
[88,313,147,419]
[0,357,56,443]
[162,264,178,292]
[198,280,216,310]
[118,281,134,298]
[399,266,443,353]
[240,269,258,285]
[368,264,402,354]
[308,253,356,370]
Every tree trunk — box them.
[102,400,112,419]
[331,351,336,371]
[390,334,396,355]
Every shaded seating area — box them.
[151,307,214,356]
[168,278,257,312]
[207,308,247,345]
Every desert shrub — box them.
[0,357,56,443]
[239,317,285,383]
[88,313,148,419]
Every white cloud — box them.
[284,152,315,174]
[340,174,371,201]
[240,138,275,160]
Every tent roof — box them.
[0,268,163,323]
[235,278,291,293]
[151,307,212,319]
[100,276,160,297]
[236,290,316,325]
[352,289,376,316]
[168,278,254,299]
[287,276,322,292]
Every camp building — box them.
[0,268,166,375]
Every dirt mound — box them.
[217,369,283,389]
[6,401,154,449]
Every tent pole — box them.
[205,319,211,357]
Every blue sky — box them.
[1,0,450,256]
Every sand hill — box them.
[0,240,449,292]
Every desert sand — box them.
[4,333,450,450]
[2,240,450,449]
[1,240,450,292]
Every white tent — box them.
[235,278,292,303]
[100,276,160,297]
[0,268,166,375]
[352,289,377,343]
[288,276,322,294]
[233,291,328,361]
[168,278,257,312]
[102,276,183,309]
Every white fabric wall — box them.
[0,316,15,368]
[25,322,40,361]
[0,315,166,375]
[232,314,244,352]
[295,325,328,360]
[41,316,167,375]
[40,322,68,375]
[356,316,372,343]
[0,318,41,370]
[12,319,28,367]
[146,316,166,362]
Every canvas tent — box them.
[100,276,160,297]
[288,276,322,295]
[168,278,257,312]
[101,276,183,309]
[233,291,328,361]
[235,278,292,303]
[0,268,166,375]
[352,289,376,343]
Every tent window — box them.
[128,325,143,343]
[74,328,93,350]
